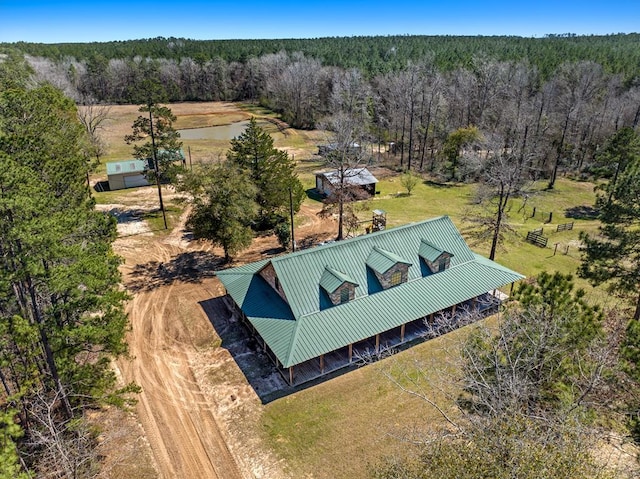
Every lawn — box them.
[263,320,476,479]
[262,174,615,479]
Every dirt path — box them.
[112,201,334,479]
[115,212,244,479]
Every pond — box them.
[177,120,249,140]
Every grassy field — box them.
[93,102,617,479]
[261,175,610,479]
[263,322,474,478]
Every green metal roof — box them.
[106,149,185,176]
[216,216,524,368]
[419,239,449,262]
[106,159,148,176]
[366,246,412,274]
[319,266,359,294]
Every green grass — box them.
[141,205,183,235]
[264,321,474,479]
[262,174,616,479]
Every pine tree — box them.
[179,163,258,262]
[227,118,305,229]
[0,83,131,474]
[579,130,640,320]
[125,82,183,229]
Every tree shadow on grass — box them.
[126,250,225,292]
[424,179,461,188]
[565,205,600,220]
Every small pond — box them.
[178,120,249,140]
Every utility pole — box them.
[148,108,168,229]
[289,187,296,252]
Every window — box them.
[438,258,447,272]
[390,271,402,286]
[340,287,350,303]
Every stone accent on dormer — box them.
[419,240,453,274]
[259,262,288,302]
[369,262,410,289]
[319,266,359,306]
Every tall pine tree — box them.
[227,118,305,230]
[0,82,131,475]
[579,129,640,320]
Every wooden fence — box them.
[526,231,548,248]
[556,222,574,232]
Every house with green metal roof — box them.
[216,215,524,386]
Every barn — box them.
[315,167,378,198]
[217,215,524,386]
[106,159,152,190]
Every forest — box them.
[7,34,640,188]
[1,34,640,478]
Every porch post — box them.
[400,323,406,342]
[472,296,477,311]
[320,354,325,373]
[429,312,434,323]
[289,366,294,386]
[375,334,380,353]
[348,343,353,363]
[451,304,457,315]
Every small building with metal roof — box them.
[315,167,378,198]
[106,159,152,190]
[216,215,524,386]
[106,149,185,191]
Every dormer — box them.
[366,246,412,290]
[419,240,453,276]
[320,266,359,306]
[258,262,288,302]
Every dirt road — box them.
[112,201,335,479]
[113,202,248,479]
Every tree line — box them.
[5,34,640,78]
[0,53,134,478]
[16,43,640,186]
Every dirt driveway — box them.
[112,201,335,479]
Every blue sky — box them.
[1,0,639,43]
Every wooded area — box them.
[7,34,639,190]
[1,34,640,478]
[0,53,134,478]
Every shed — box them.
[106,159,152,190]
[315,167,378,198]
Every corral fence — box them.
[529,207,553,224]
[556,222,574,232]
[553,242,572,256]
[518,203,555,223]
[526,230,548,248]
